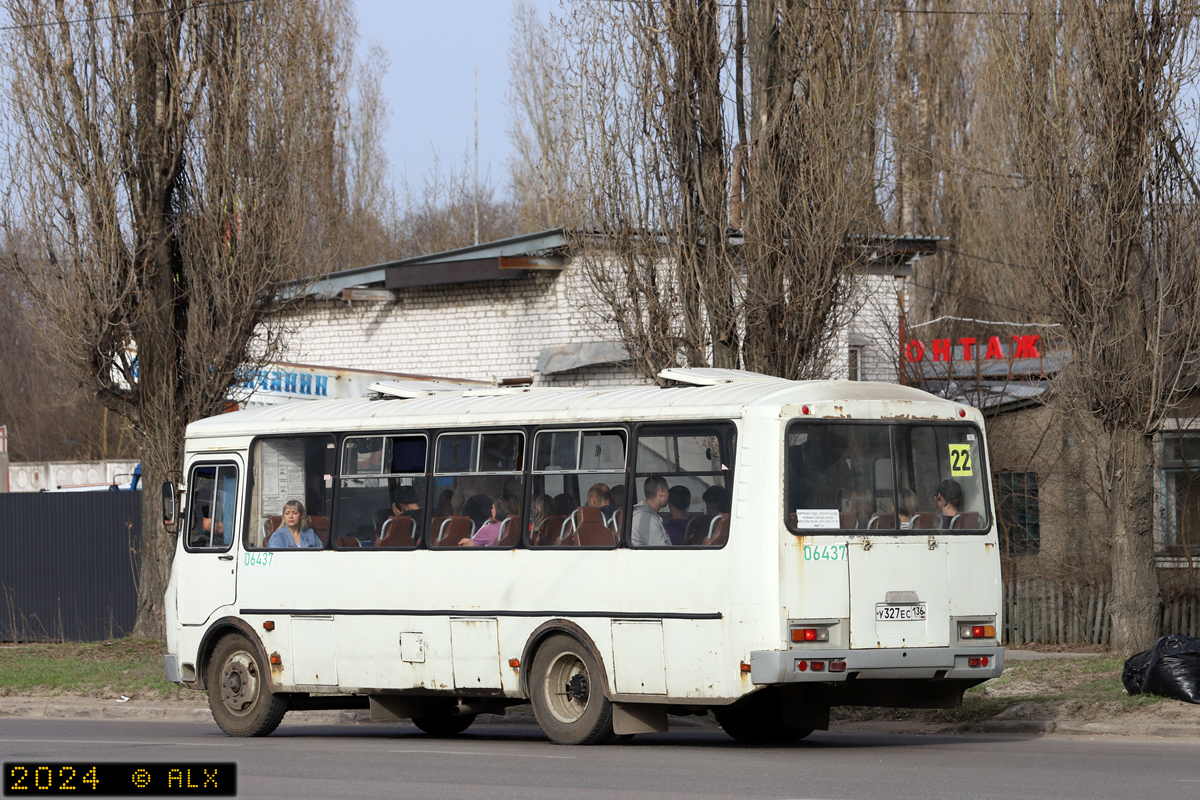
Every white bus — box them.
[162,368,1004,744]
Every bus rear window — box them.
[785,422,989,534]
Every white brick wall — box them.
[279,258,905,389]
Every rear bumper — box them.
[750,646,1004,683]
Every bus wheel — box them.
[206,633,287,737]
[530,634,620,745]
[714,695,813,744]
[411,710,477,736]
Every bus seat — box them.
[431,516,474,546]
[535,515,568,547]
[494,516,520,548]
[310,516,330,546]
[839,511,858,529]
[869,513,895,530]
[378,516,416,548]
[952,512,981,530]
[702,513,730,547]
[684,514,714,546]
[912,512,938,529]
[335,536,360,547]
[572,506,614,546]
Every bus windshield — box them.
[785,421,989,533]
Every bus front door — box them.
[176,461,241,626]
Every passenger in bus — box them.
[434,489,455,518]
[702,484,731,516]
[603,484,625,523]
[663,485,691,545]
[462,493,494,532]
[459,493,520,547]
[849,488,874,529]
[553,492,578,516]
[896,488,919,529]
[586,483,611,509]
[530,493,555,536]
[934,479,963,529]
[631,475,671,547]
[267,500,321,548]
[390,484,424,537]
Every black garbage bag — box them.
[1122,635,1200,704]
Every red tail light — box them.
[829,660,846,673]
[810,661,825,671]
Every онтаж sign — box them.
[905,334,1041,363]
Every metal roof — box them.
[302,229,568,297]
[186,371,970,440]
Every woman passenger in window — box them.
[896,489,920,529]
[268,500,320,548]
[460,494,520,547]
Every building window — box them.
[848,347,862,381]
[1160,430,1200,556]
[996,472,1039,556]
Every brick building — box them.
[276,228,939,389]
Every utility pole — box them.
[474,65,480,246]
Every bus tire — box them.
[206,633,287,737]
[411,710,477,736]
[529,634,621,745]
[714,696,813,744]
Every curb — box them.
[2,700,1197,739]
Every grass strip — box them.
[0,639,186,699]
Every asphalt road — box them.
[1,718,1198,800]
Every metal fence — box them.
[1003,579,1200,646]
[0,491,141,641]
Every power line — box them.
[0,0,254,34]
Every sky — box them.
[353,0,527,195]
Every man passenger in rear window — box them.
[631,475,671,547]
[391,485,423,537]
[664,484,691,545]
[935,479,963,529]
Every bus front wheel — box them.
[206,633,287,737]
[529,635,622,745]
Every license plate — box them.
[875,603,926,621]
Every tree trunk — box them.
[1108,425,1162,656]
[133,455,173,640]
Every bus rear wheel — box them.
[529,635,621,745]
[715,695,814,744]
[411,709,477,736]
[206,633,287,737]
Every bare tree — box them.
[393,152,522,260]
[0,0,357,638]
[993,0,1200,653]
[544,0,889,381]
[507,0,572,231]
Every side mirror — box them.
[161,481,178,531]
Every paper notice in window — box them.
[795,509,841,529]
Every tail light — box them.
[967,656,990,668]
[959,624,996,639]
[790,627,830,643]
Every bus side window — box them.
[631,424,736,548]
[529,429,625,548]
[431,431,525,549]
[246,436,335,550]
[185,463,238,552]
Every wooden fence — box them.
[1003,579,1200,645]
